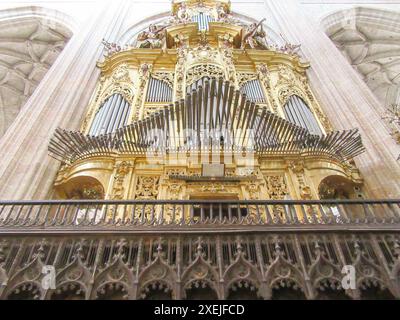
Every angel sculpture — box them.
[278,34,301,55]
[137,24,168,49]
[241,19,269,50]
[102,39,121,56]
[281,42,301,55]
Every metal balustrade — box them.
[0,199,399,232]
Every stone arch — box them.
[137,253,177,300]
[55,175,105,200]
[318,175,367,221]
[181,250,221,299]
[271,284,307,300]
[91,255,134,300]
[265,246,308,299]
[44,246,91,300]
[316,287,351,300]
[321,7,400,113]
[53,175,106,224]
[0,6,75,139]
[3,247,46,300]
[318,175,359,200]
[223,249,265,299]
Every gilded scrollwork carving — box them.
[265,175,288,200]
[111,161,132,200]
[167,182,184,200]
[133,63,153,120]
[288,161,312,200]
[256,64,278,113]
[220,35,236,83]
[186,64,224,86]
[134,176,160,200]
[136,23,169,49]
[264,175,288,220]
[151,71,175,89]
[236,72,258,88]
[174,46,187,100]
[244,181,261,200]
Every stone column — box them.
[264,0,400,198]
[0,0,133,199]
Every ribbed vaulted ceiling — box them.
[0,17,72,137]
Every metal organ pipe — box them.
[100,94,119,134]
[240,80,266,103]
[146,77,172,103]
[283,95,322,135]
[88,93,131,136]
[192,12,214,31]
[106,94,122,133]
[90,94,115,135]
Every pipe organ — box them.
[52,0,365,204]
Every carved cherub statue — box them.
[278,33,302,55]
[280,42,301,55]
[241,19,269,50]
[137,23,168,49]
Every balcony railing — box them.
[0,199,400,233]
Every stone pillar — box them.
[264,0,400,198]
[0,0,133,200]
